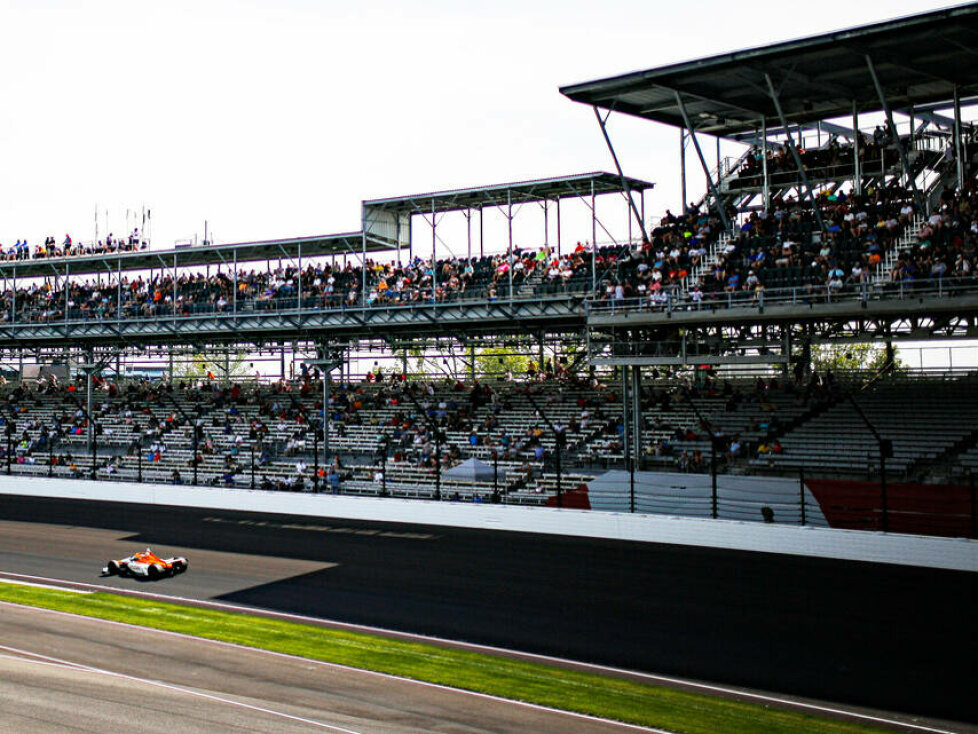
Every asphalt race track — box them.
[0,494,974,725]
[0,603,638,734]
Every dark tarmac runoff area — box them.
[0,494,974,725]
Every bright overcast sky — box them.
[0,0,960,253]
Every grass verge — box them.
[0,582,888,734]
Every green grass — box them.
[0,582,888,734]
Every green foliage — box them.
[173,351,251,380]
[0,583,888,734]
[811,343,905,374]
[474,346,531,378]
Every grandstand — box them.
[1,5,978,539]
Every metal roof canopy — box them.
[362,172,654,215]
[560,3,978,138]
[0,231,388,279]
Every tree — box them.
[474,346,530,379]
[173,351,252,381]
[811,343,905,374]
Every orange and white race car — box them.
[102,548,188,579]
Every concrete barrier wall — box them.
[0,476,974,572]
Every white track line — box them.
[0,643,364,733]
[0,573,959,734]
[0,577,91,593]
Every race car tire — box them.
[106,560,121,575]
[173,559,188,574]
[147,564,164,580]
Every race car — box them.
[102,548,188,579]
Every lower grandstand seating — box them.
[3,369,977,502]
[751,375,978,475]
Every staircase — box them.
[517,262,547,298]
[688,229,736,286]
[875,214,923,284]
[697,148,753,215]
[907,425,978,482]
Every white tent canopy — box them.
[444,457,495,483]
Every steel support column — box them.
[323,359,331,475]
[853,101,862,196]
[86,367,94,453]
[673,92,730,231]
[954,85,964,190]
[630,364,642,468]
[296,242,302,311]
[555,198,562,257]
[680,128,687,214]
[360,231,367,303]
[763,74,826,232]
[543,200,549,251]
[621,365,635,513]
[865,55,926,213]
[507,190,514,300]
[593,106,648,243]
[761,119,770,211]
[591,179,597,291]
[431,197,438,301]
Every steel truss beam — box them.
[0,295,589,350]
[764,73,826,232]
[588,311,978,367]
[593,106,649,243]
[673,92,731,231]
[864,55,928,213]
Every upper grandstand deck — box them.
[560,4,978,138]
[363,172,654,215]
[0,232,375,280]
[2,8,978,358]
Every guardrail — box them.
[4,274,978,332]
[0,289,590,330]
[585,275,978,317]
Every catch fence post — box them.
[799,466,806,526]
[970,469,976,539]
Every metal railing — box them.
[0,287,592,329]
[585,275,978,318]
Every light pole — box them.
[524,392,564,508]
[401,388,445,501]
[681,387,718,519]
[434,428,443,501]
[63,389,99,481]
[846,394,891,532]
[492,445,500,503]
[5,419,12,475]
[308,350,341,491]
[192,408,200,487]
[378,433,389,497]
[310,420,320,492]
